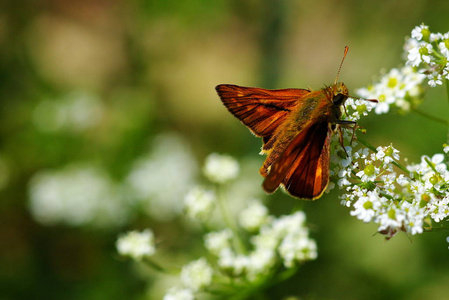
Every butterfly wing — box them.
[215,84,310,143]
[262,121,331,200]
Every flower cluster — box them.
[165,207,316,298]
[332,140,449,238]
[28,164,129,227]
[117,154,317,299]
[210,210,316,277]
[331,24,449,240]
[355,24,449,115]
[167,155,317,298]
[28,133,197,227]
[116,229,156,260]
[406,24,449,87]
[356,66,425,114]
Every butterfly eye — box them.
[333,93,346,105]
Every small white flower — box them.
[278,234,318,268]
[411,24,429,41]
[203,153,239,183]
[239,200,269,231]
[350,192,381,223]
[163,287,194,300]
[180,258,213,291]
[271,211,307,237]
[247,248,276,280]
[184,186,215,221]
[443,145,449,153]
[116,229,156,260]
[204,229,233,256]
[217,248,249,276]
[250,226,280,251]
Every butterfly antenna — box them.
[334,46,349,84]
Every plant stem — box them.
[216,185,247,254]
[445,78,449,107]
[445,79,449,145]
[412,107,449,125]
[142,257,177,274]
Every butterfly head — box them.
[331,82,349,106]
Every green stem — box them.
[445,79,449,146]
[216,185,247,254]
[356,137,377,152]
[445,78,449,107]
[412,107,449,125]
[142,257,177,274]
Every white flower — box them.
[28,165,129,227]
[278,234,317,268]
[116,229,156,260]
[350,192,382,223]
[271,211,307,237]
[203,153,239,183]
[33,91,103,133]
[217,248,249,276]
[180,258,213,291]
[184,186,215,221]
[204,229,233,256]
[238,200,269,231]
[163,287,194,300]
[247,248,276,280]
[250,226,280,251]
[356,66,424,115]
[411,24,429,41]
[126,133,197,221]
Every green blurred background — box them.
[1,0,449,299]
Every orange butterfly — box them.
[216,47,376,200]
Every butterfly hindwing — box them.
[262,122,331,200]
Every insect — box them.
[215,47,376,200]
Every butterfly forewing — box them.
[215,84,310,140]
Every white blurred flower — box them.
[217,248,249,276]
[33,91,103,133]
[28,164,129,227]
[246,248,276,280]
[238,200,269,232]
[271,211,307,237]
[204,229,233,256]
[278,235,317,268]
[126,133,197,221]
[184,186,215,221]
[116,229,156,260]
[180,258,213,291]
[163,287,194,300]
[203,153,239,184]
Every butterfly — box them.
[215,47,376,200]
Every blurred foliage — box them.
[1,0,449,299]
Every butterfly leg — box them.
[335,120,357,157]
